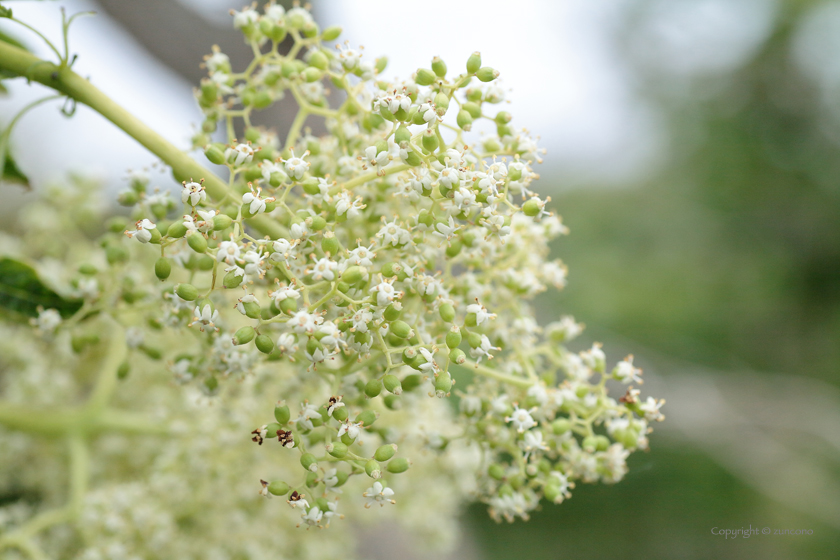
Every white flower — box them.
[301,506,323,527]
[323,469,343,494]
[337,43,362,70]
[506,405,537,433]
[242,185,274,215]
[295,402,322,431]
[216,239,241,264]
[546,316,583,342]
[520,430,549,458]
[191,303,218,329]
[232,7,258,28]
[334,191,365,218]
[527,384,549,407]
[350,308,373,332]
[417,347,437,373]
[581,343,606,372]
[181,180,206,206]
[311,257,338,281]
[488,492,532,523]
[125,326,144,349]
[466,301,496,326]
[433,216,460,245]
[31,308,61,333]
[363,481,395,508]
[124,218,156,243]
[460,394,482,415]
[376,220,411,246]
[613,355,643,384]
[276,333,297,353]
[283,149,310,180]
[271,284,300,303]
[234,293,258,315]
[370,277,399,307]
[347,243,375,267]
[337,420,363,440]
[469,334,498,363]
[225,143,254,166]
[638,396,665,422]
[270,238,295,262]
[289,311,323,334]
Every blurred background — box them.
[2,1,840,558]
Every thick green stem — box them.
[0,40,283,238]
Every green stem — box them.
[0,40,284,239]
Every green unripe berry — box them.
[466,51,482,74]
[279,298,298,315]
[302,67,322,83]
[341,265,365,284]
[332,406,348,422]
[403,149,423,167]
[476,67,499,82]
[241,301,261,319]
[457,109,473,131]
[365,378,382,398]
[446,325,462,349]
[327,441,348,458]
[495,111,512,125]
[467,331,482,348]
[463,101,482,119]
[415,68,436,86]
[489,463,506,480]
[449,348,466,365]
[321,232,340,256]
[394,125,411,145]
[274,402,291,424]
[308,50,329,70]
[300,453,318,472]
[106,246,128,265]
[422,128,439,152]
[321,25,342,41]
[434,371,452,397]
[401,374,423,392]
[552,418,572,435]
[465,313,478,327]
[383,374,402,395]
[355,409,377,427]
[213,214,233,230]
[390,320,412,339]
[117,361,130,380]
[154,257,171,280]
[386,457,410,474]
[187,233,207,254]
[223,270,243,289]
[175,283,199,301]
[267,481,290,496]
[522,198,542,217]
[543,483,562,503]
[255,334,274,354]
[383,302,402,322]
[117,190,138,206]
[365,459,382,479]
[374,443,397,462]
[431,56,447,77]
[233,326,255,346]
[167,221,188,238]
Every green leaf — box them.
[0,257,82,319]
[2,150,28,187]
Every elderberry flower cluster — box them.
[3,3,665,546]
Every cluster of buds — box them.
[106,3,665,527]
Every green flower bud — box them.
[117,361,130,380]
[148,227,162,244]
[213,214,233,230]
[383,374,402,395]
[365,378,382,398]
[321,231,340,256]
[495,111,512,124]
[300,453,318,472]
[305,471,319,488]
[117,190,138,206]
[394,125,411,145]
[401,373,423,392]
[445,325,462,349]
[552,418,572,435]
[463,103,482,120]
[154,257,171,281]
[176,283,199,301]
[321,25,342,41]
[466,51,482,74]
[267,480,290,496]
[389,320,412,339]
[488,463,506,481]
[355,409,377,427]
[233,326,256,346]
[255,334,274,354]
[326,441,348,458]
[341,265,365,285]
[383,394,400,410]
[467,331,482,348]
[445,239,462,258]
[476,67,499,82]
[274,402,290,424]
[365,459,382,479]
[431,56,447,77]
[522,198,541,217]
[594,435,611,451]
[422,128,439,152]
[449,348,466,365]
[404,149,423,167]
[302,67,322,83]
[187,232,208,254]
[457,109,473,131]
[415,68,436,86]
[223,270,243,289]
[165,221,186,239]
[241,300,261,319]
[279,298,298,315]
[386,457,410,474]
[582,435,599,452]
[374,443,397,462]
[434,371,452,397]
[543,483,562,503]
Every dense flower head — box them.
[0,4,664,557]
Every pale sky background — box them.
[0,0,780,196]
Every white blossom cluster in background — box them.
[0,2,664,556]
